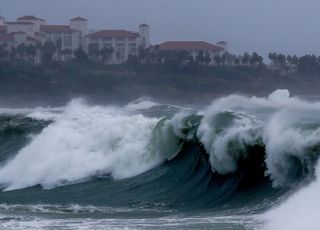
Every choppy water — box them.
[0,90,319,229]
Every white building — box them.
[86,24,150,64]
[217,41,228,52]
[17,15,47,33]
[39,17,87,52]
[157,41,226,62]
[0,31,38,49]
[0,15,87,52]
[139,24,150,49]
[7,21,36,37]
[40,25,81,51]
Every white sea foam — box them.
[0,100,163,191]
[0,107,63,120]
[125,99,158,111]
[260,165,320,230]
[197,90,320,185]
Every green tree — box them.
[88,43,100,61]
[250,52,263,66]
[100,46,114,64]
[73,46,88,63]
[16,43,27,60]
[204,51,211,65]
[41,41,56,64]
[196,51,205,64]
[0,43,9,62]
[26,44,37,63]
[214,55,222,66]
[242,52,250,65]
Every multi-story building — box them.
[0,14,229,65]
[86,24,150,64]
[157,41,227,63]
[40,25,81,52]
[0,31,38,48]
[6,21,36,38]
[0,15,87,53]
[41,17,88,52]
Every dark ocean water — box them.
[0,90,319,229]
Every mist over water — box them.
[0,90,320,229]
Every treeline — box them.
[0,41,86,64]
[2,40,320,76]
[269,53,320,75]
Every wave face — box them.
[0,100,164,191]
[1,90,320,229]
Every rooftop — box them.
[158,41,223,52]
[17,15,46,21]
[87,30,139,39]
[7,21,34,25]
[40,25,76,33]
[70,17,88,21]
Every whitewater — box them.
[0,90,320,229]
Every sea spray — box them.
[1,90,320,194]
[261,162,320,230]
[0,100,163,191]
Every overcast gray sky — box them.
[1,0,320,57]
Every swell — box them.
[1,91,320,214]
[0,140,283,212]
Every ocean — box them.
[0,89,318,230]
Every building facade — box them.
[157,41,227,63]
[0,14,229,64]
[0,31,38,48]
[86,24,150,64]
[0,15,87,53]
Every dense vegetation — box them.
[1,41,320,107]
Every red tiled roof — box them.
[87,30,139,39]
[40,25,76,33]
[158,41,223,52]
[18,15,46,21]
[70,17,88,21]
[7,21,34,25]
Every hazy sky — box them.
[1,0,320,57]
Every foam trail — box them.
[0,100,163,191]
[261,165,320,230]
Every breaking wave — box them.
[1,90,320,229]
